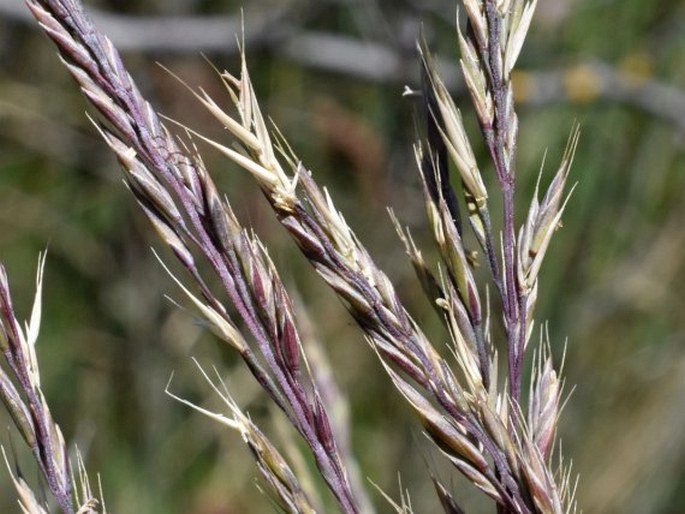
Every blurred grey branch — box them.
[2,1,684,132]
[0,1,299,51]
[520,62,685,135]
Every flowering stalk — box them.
[469,0,539,402]
[0,255,73,514]
[1,255,104,514]
[182,2,577,512]
[25,1,370,512]
[21,0,580,512]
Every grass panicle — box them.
[0,1,581,513]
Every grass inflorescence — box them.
[0,1,580,513]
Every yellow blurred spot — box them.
[564,64,600,103]
[619,52,653,87]
[512,70,533,102]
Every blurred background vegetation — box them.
[0,0,684,512]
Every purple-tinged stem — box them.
[0,277,73,514]
[482,0,526,403]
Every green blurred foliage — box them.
[1,0,684,513]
